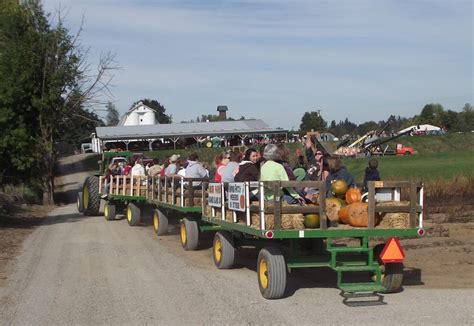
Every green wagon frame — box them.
[201,180,425,299]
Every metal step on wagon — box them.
[201,180,425,299]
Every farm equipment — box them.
[334,125,416,157]
[364,129,415,156]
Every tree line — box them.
[298,103,473,137]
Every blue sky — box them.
[43,0,473,129]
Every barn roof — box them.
[96,119,286,140]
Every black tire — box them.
[126,203,141,226]
[104,203,116,221]
[213,231,235,269]
[77,191,84,213]
[83,176,100,216]
[404,152,411,156]
[180,218,199,251]
[257,247,287,299]
[153,209,168,236]
[373,244,404,293]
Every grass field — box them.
[343,151,473,183]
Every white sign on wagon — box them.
[208,183,222,207]
[228,182,246,212]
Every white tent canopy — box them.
[399,124,441,134]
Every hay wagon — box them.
[78,171,219,251]
[202,180,425,299]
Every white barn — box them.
[118,102,156,126]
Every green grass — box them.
[343,151,474,183]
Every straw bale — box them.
[250,212,305,230]
[375,201,410,229]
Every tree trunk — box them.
[42,171,54,205]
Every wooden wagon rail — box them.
[203,180,424,232]
[100,175,208,207]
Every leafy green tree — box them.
[416,103,445,126]
[131,99,172,124]
[0,1,117,203]
[457,103,474,132]
[299,111,327,133]
[105,101,120,126]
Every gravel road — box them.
[0,203,472,325]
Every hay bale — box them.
[375,201,410,229]
[250,213,305,230]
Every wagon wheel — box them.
[77,191,84,213]
[83,176,100,216]
[180,218,199,251]
[153,209,168,236]
[126,203,141,226]
[213,231,235,269]
[257,247,287,299]
[104,203,116,221]
[373,244,404,293]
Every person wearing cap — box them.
[260,144,302,205]
[165,154,180,176]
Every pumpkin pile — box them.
[326,180,379,227]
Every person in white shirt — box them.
[131,159,145,178]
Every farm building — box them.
[90,106,286,153]
[118,101,156,126]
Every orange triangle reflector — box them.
[380,237,405,263]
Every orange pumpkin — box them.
[345,187,362,204]
[347,202,369,227]
[338,206,350,224]
[331,179,348,197]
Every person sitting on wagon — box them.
[122,160,132,176]
[164,154,180,177]
[325,157,355,197]
[234,148,259,182]
[147,158,163,178]
[212,152,227,182]
[275,143,297,181]
[220,151,241,183]
[260,144,303,205]
[184,152,209,188]
[103,163,120,197]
